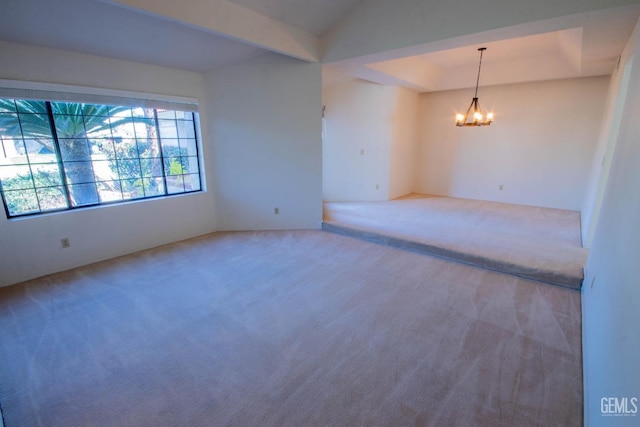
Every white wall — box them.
[582,16,640,427]
[389,86,419,199]
[416,77,609,211]
[205,53,322,230]
[322,80,418,202]
[0,41,216,288]
[581,60,634,247]
[323,80,395,202]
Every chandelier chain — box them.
[474,47,485,99]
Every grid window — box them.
[0,98,202,218]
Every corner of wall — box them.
[388,86,420,200]
[582,15,640,425]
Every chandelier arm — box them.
[474,98,482,114]
[463,98,476,122]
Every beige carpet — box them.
[0,230,582,426]
[323,194,588,289]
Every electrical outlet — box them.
[60,238,70,248]
[499,185,504,190]
[360,149,365,155]
[376,184,380,190]
[274,208,279,215]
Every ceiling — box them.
[227,0,361,36]
[0,0,263,73]
[324,5,640,92]
[1,0,639,91]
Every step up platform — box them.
[323,195,587,290]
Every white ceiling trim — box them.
[101,0,321,62]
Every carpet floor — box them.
[0,230,582,426]
[323,194,588,289]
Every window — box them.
[0,98,202,218]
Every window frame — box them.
[0,97,203,219]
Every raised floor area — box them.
[323,194,588,289]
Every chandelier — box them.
[455,47,494,127]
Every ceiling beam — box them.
[324,0,640,63]
[102,0,321,62]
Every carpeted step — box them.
[322,221,583,290]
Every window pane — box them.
[1,139,29,165]
[64,161,96,187]
[83,116,112,138]
[4,189,39,215]
[177,121,195,139]
[121,179,145,200]
[0,112,22,139]
[16,100,47,114]
[114,139,139,159]
[156,110,175,120]
[182,138,198,156]
[163,156,188,176]
[89,138,110,155]
[176,111,193,121]
[131,107,146,118]
[20,114,54,139]
[185,174,201,191]
[81,104,110,117]
[91,160,114,181]
[109,117,134,138]
[59,139,91,161]
[185,156,199,174]
[0,99,16,113]
[97,181,123,203]
[54,116,87,139]
[68,183,99,207]
[143,177,165,196]
[25,139,57,164]
[109,106,132,117]
[137,139,160,158]
[0,139,10,160]
[37,186,67,211]
[51,102,83,115]
[118,159,141,179]
[31,164,63,187]
[0,165,33,190]
[158,120,178,139]
[92,138,113,158]
[140,157,163,178]
[161,139,181,158]
[166,175,185,194]
[86,126,111,139]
